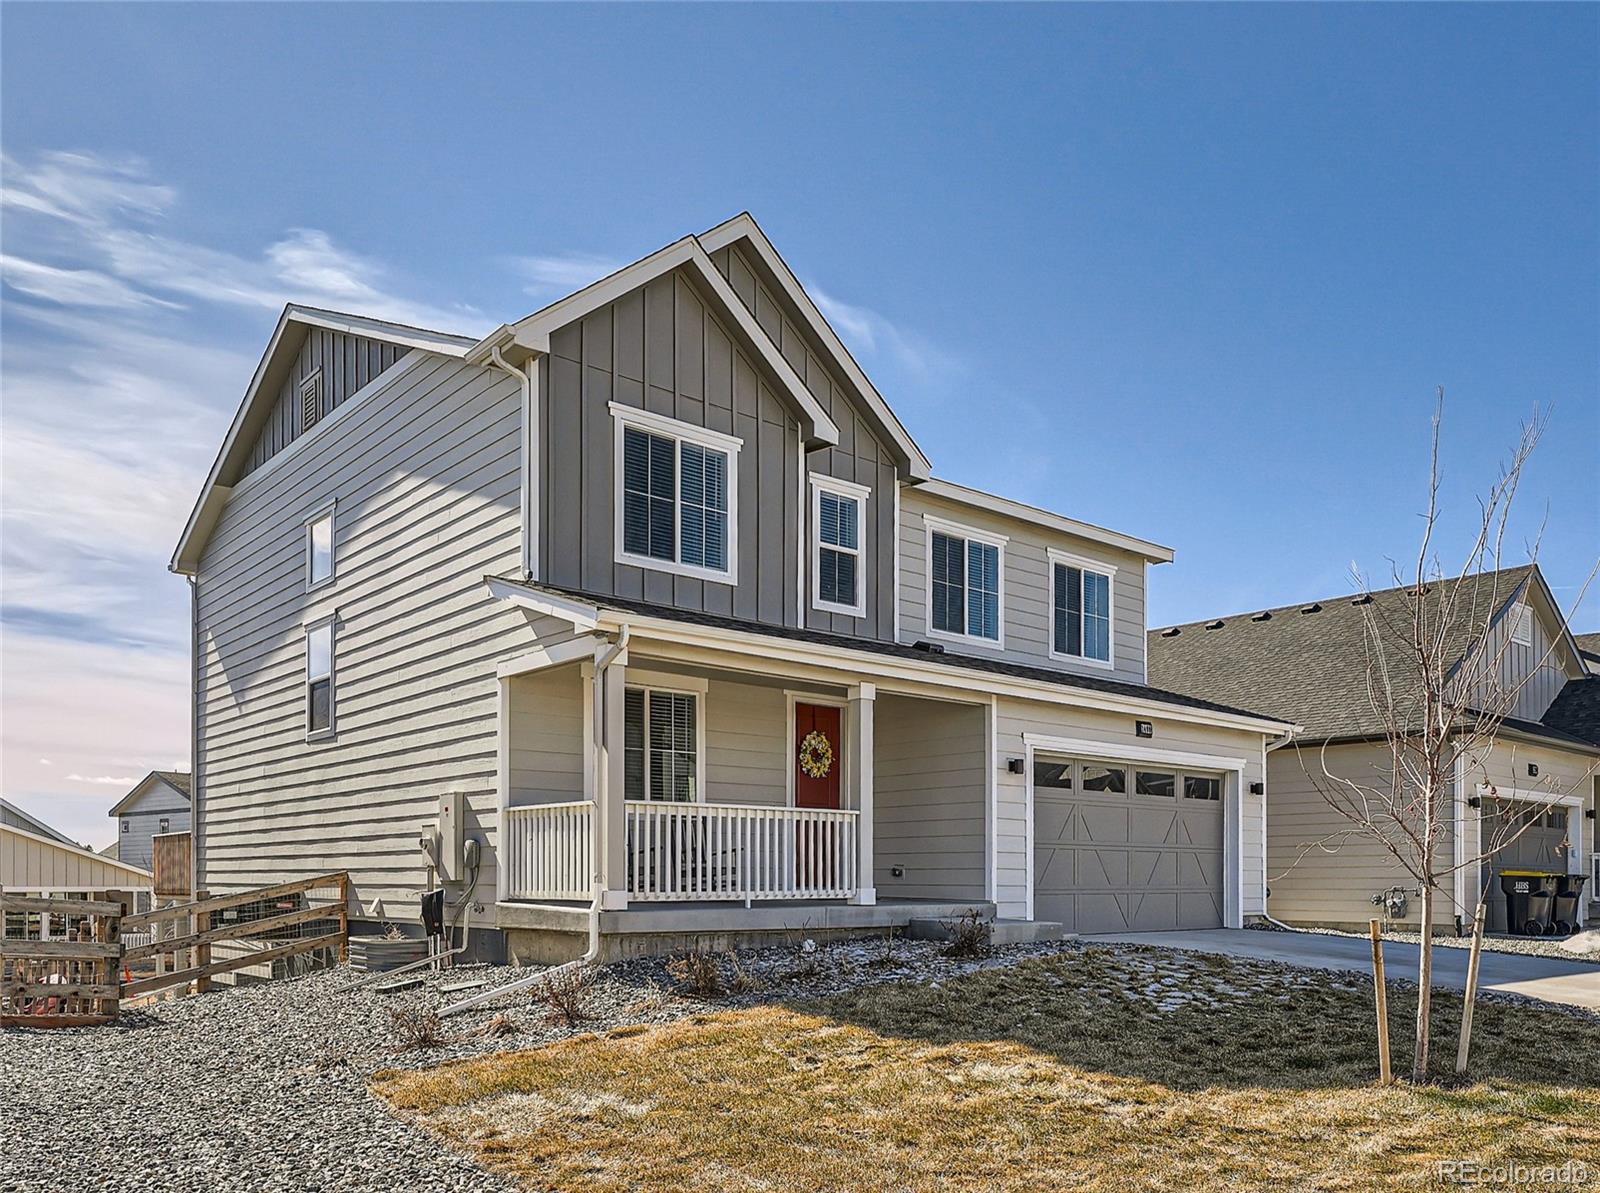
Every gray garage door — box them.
[1033,756,1225,933]
[1482,799,1570,933]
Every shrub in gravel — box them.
[390,1006,448,1050]
[942,911,991,958]
[535,966,595,1026]
[666,947,725,999]
[480,1012,520,1039]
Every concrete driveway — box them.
[1083,929,1600,1012]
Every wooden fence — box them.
[152,831,192,899]
[1,872,348,1026]
[1,895,123,1028]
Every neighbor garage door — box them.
[1482,799,1571,933]
[1032,755,1225,933]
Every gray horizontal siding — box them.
[874,695,987,901]
[195,352,542,920]
[244,329,409,476]
[899,488,1149,685]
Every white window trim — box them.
[810,475,870,618]
[304,500,337,592]
[625,681,708,803]
[922,513,1007,650]
[305,614,337,742]
[610,402,741,585]
[1047,547,1117,671]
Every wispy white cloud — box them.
[807,284,965,390]
[0,254,180,310]
[511,251,624,299]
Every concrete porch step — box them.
[904,917,1067,945]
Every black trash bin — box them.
[1499,870,1559,936]
[1552,874,1589,935]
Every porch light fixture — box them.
[1007,758,1026,774]
[1467,795,1482,809]
[1527,763,1539,778]
[1135,720,1154,738]
[1586,809,1595,821]
[1250,782,1265,796]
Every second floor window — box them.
[812,476,869,617]
[928,521,1003,644]
[613,404,740,583]
[1052,553,1114,665]
[306,504,335,590]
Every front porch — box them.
[493,630,997,955]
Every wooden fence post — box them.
[1370,918,1392,1084]
[336,873,349,964]
[193,891,211,995]
[1455,902,1488,1075]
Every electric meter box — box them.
[436,791,467,884]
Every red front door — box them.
[794,703,841,810]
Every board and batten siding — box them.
[994,699,1266,921]
[874,695,987,901]
[1461,599,1576,724]
[899,488,1149,685]
[243,329,410,477]
[195,350,540,922]
[116,780,192,872]
[710,242,898,641]
[540,268,803,628]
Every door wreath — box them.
[798,729,834,780]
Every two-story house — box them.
[1149,565,1599,934]
[106,771,191,870]
[171,214,1294,962]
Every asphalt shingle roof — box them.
[1574,631,1600,665]
[1146,566,1539,743]
[1541,676,1600,748]
[503,579,1290,726]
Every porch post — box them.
[848,683,876,905]
[599,656,630,909]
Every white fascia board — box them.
[594,608,1297,735]
[496,635,603,678]
[485,577,600,631]
[920,479,1175,564]
[699,212,933,480]
[497,235,839,450]
[288,305,474,356]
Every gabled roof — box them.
[1146,565,1587,743]
[1541,676,1600,748]
[1575,631,1600,667]
[0,797,79,847]
[915,478,1175,564]
[108,771,192,817]
[467,230,841,452]
[170,305,475,575]
[698,213,933,480]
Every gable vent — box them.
[300,370,324,433]
[1160,627,1181,637]
[1204,619,1224,630]
[1299,603,1323,614]
[1251,611,1272,622]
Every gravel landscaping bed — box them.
[4,932,1582,1191]
[1291,924,1600,964]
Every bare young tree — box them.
[1295,394,1596,1083]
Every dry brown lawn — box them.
[373,950,1600,1192]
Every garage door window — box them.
[1081,764,1126,794]
[1033,759,1073,789]
[1185,775,1221,801]
[1135,770,1176,798]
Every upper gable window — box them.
[1051,550,1115,668]
[811,476,869,618]
[926,516,1005,646]
[305,503,335,590]
[1510,603,1533,647]
[611,404,740,584]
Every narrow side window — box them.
[306,507,335,589]
[307,620,335,737]
[812,477,868,617]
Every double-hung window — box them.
[926,517,1004,645]
[811,476,869,617]
[1051,550,1115,667]
[612,404,740,583]
[306,617,335,738]
[623,687,700,802]
[305,502,335,590]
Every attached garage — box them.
[1482,799,1574,934]
[1032,753,1227,933]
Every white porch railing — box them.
[504,802,592,901]
[625,800,858,902]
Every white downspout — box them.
[486,345,536,580]
[1260,728,1298,931]
[439,625,629,1018]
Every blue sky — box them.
[3,3,1596,844]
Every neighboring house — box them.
[1,822,153,902]
[107,772,192,871]
[1149,566,1599,933]
[170,213,1294,961]
[1574,631,1600,677]
[0,798,82,850]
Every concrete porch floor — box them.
[497,896,997,936]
